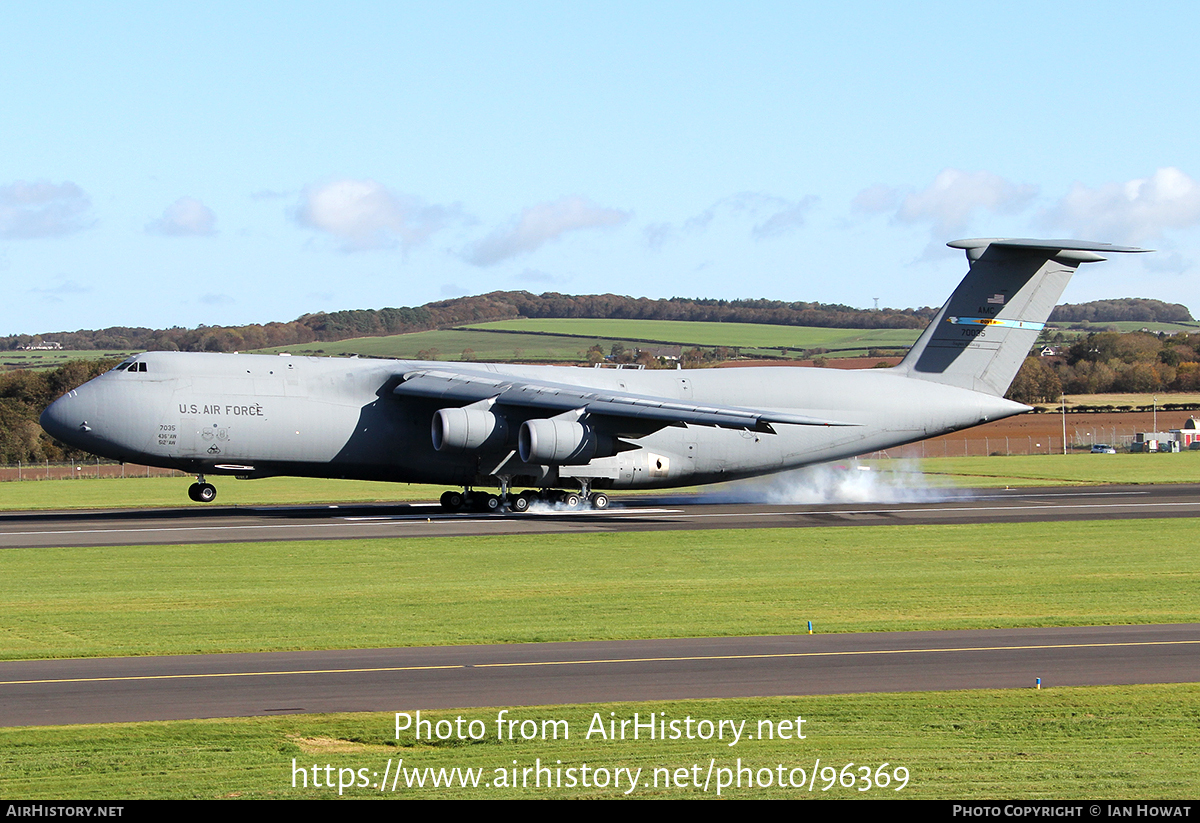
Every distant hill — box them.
[1049,298,1193,324]
[3,292,936,353]
[4,293,1191,355]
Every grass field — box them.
[871,451,1200,487]
[4,451,1200,510]
[1034,392,1200,411]
[258,328,617,362]
[3,521,1197,659]
[2,685,1196,798]
[1047,320,1200,334]
[467,318,919,354]
[1,349,133,371]
[252,318,919,362]
[3,456,1198,799]
[0,474,448,510]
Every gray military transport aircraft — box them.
[40,238,1146,511]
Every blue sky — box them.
[3,1,1199,336]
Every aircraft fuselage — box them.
[41,351,1026,491]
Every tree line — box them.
[5,292,942,353]
[7,294,1189,355]
[1008,330,1200,403]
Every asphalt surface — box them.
[4,483,1200,548]
[2,484,1198,727]
[2,625,1198,727]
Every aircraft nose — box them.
[40,388,97,447]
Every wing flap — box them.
[393,368,856,432]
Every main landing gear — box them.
[438,487,609,513]
[188,475,217,503]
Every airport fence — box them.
[0,460,186,482]
[870,429,1142,460]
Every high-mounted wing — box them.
[393,368,856,434]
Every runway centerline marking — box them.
[5,639,1195,687]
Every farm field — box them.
[466,318,919,354]
[258,327,613,362]
[0,349,131,371]
[252,318,919,362]
[1047,320,1200,334]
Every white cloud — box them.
[851,183,900,214]
[1041,167,1200,244]
[900,170,1036,233]
[750,198,816,240]
[294,179,454,251]
[28,278,89,295]
[465,196,629,266]
[1143,250,1192,274]
[147,197,217,236]
[0,180,91,239]
[648,192,815,249]
[856,169,1037,235]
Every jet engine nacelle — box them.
[518,418,615,465]
[431,407,509,452]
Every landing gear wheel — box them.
[484,494,501,512]
[563,492,581,509]
[511,493,530,513]
[589,492,609,510]
[440,490,464,511]
[190,482,216,503]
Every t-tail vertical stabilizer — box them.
[897,238,1150,396]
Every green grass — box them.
[257,328,615,362]
[1033,392,1200,411]
[251,318,920,362]
[868,451,1200,487]
[466,318,919,354]
[2,686,1197,798]
[0,475,448,510]
[5,450,1200,511]
[3,521,1197,660]
[0,350,134,371]
[1047,320,1200,334]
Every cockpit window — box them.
[114,362,131,371]
[116,360,147,373]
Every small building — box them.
[1133,418,1200,452]
[1175,417,1200,449]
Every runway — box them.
[2,625,1198,727]
[2,484,1198,728]
[3,483,1200,549]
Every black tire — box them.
[187,483,201,502]
[590,492,609,510]
[563,493,581,509]
[511,494,530,513]
[440,490,464,511]
[484,494,501,511]
[196,483,216,503]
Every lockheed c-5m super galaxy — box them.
[41,238,1146,512]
